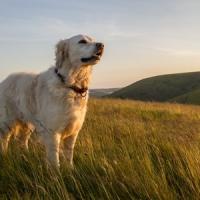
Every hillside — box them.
[109,71,200,104]
[0,98,200,199]
[170,88,200,105]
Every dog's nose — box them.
[96,43,104,49]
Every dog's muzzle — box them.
[81,43,104,63]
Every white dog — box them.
[0,34,104,167]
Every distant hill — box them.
[90,88,119,97]
[109,71,200,105]
[170,88,200,105]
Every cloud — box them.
[0,18,73,42]
[155,47,200,56]
[0,15,141,43]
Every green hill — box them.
[109,71,200,104]
[170,88,200,105]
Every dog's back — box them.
[0,73,38,122]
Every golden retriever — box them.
[0,34,104,167]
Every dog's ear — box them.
[55,39,69,68]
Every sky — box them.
[0,0,200,88]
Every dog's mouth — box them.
[81,48,103,63]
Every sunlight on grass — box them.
[0,98,200,199]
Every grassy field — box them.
[0,98,200,199]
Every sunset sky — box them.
[0,0,200,88]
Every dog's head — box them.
[55,35,104,68]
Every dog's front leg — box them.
[63,134,78,166]
[43,133,61,168]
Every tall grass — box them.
[0,98,200,199]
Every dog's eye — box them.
[79,40,87,44]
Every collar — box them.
[54,68,88,97]
[68,85,88,97]
[55,68,65,83]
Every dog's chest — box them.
[51,97,88,133]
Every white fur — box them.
[0,34,104,167]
